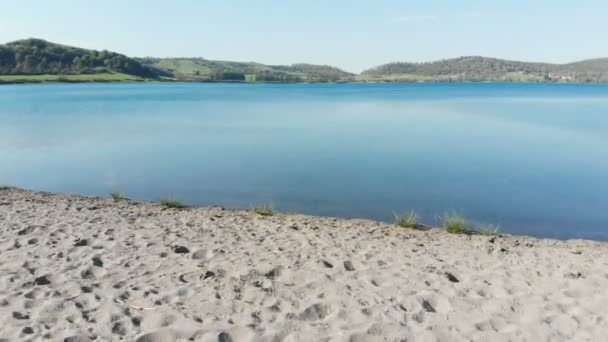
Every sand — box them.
[0,187,607,341]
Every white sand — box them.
[1,187,607,341]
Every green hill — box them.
[3,38,608,84]
[561,58,608,82]
[360,56,608,83]
[0,39,160,82]
[138,58,354,82]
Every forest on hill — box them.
[0,39,159,79]
[2,39,608,84]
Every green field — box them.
[139,57,354,82]
[0,73,145,84]
[154,59,214,75]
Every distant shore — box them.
[1,186,607,341]
[1,76,603,85]
[4,39,608,86]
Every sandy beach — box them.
[0,187,607,341]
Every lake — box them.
[1,82,607,240]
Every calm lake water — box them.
[1,83,607,240]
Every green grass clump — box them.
[440,212,468,234]
[160,197,188,209]
[393,210,419,229]
[253,204,274,216]
[110,191,127,201]
[476,224,501,236]
[439,212,500,236]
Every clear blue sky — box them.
[2,0,607,72]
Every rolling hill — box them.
[0,39,160,82]
[359,56,608,83]
[2,39,608,84]
[138,58,354,82]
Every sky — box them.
[1,0,608,72]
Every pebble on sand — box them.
[344,260,355,271]
[218,331,234,342]
[445,272,459,283]
[174,246,190,254]
[34,274,52,286]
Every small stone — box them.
[22,326,34,334]
[92,256,103,267]
[34,274,52,286]
[81,286,93,293]
[445,272,459,283]
[218,331,234,342]
[203,271,215,280]
[12,311,30,320]
[421,299,435,313]
[113,281,126,289]
[131,317,142,327]
[265,266,284,279]
[174,246,190,254]
[18,225,37,235]
[344,260,355,271]
[321,260,333,268]
[27,238,38,245]
[74,239,88,247]
[81,267,97,280]
[24,290,38,299]
[566,272,584,279]
[111,322,127,336]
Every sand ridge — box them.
[0,187,607,341]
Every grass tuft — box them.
[253,204,274,216]
[476,224,501,236]
[110,191,127,201]
[393,210,419,229]
[161,197,188,209]
[439,212,500,236]
[440,212,468,234]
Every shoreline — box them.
[2,78,607,86]
[1,187,607,340]
[2,186,603,244]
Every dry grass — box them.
[393,210,419,229]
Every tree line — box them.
[0,39,157,78]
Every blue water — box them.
[1,82,607,240]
